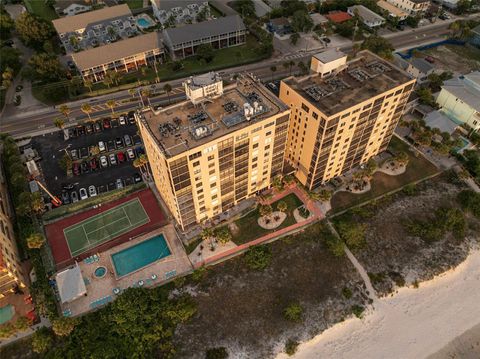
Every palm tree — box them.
[140,88,151,108]
[270,65,277,81]
[259,204,273,219]
[31,192,44,215]
[276,200,287,213]
[58,104,71,119]
[138,154,151,179]
[163,83,172,104]
[53,117,65,129]
[81,103,93,121]
[105,100,116,114]
[83,79,93,93]
[133,158,145,177]
[128,88,136,98]
[27,233,45,249]
[103,71,114,88]
[215,228,232,245]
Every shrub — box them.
[283,303,303,322]
[52,317,77,336]
[402,184,417,196]
[26,233,45,249]
[0,323,15,339]
[336,222,367,250]
[324,233,345,257]
[244,245,271,270]
[31,328,53,354]
[14,316,31,331]
[205,347,228,359]
[285,338,299,356]
[191,267,207,282]
[342,287,353,299]
[259,204,273,218]
[458,190,480,218]
[215,227,232,245]
[351,305,365,318]
[276,200,288,213]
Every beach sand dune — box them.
[277,249,480,359]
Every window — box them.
[266,131,272,136]
[312,112,318,120]
[189,151,201,161]
[192,161,200,167]
[208,155,214,161]
[253,143,259,149]
[301,103,310,113]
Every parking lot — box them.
[32,113,145,204]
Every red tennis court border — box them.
[45,189,167,270]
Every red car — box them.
[102,118,111,129]
[424,56,435,64]
[117,152,125,163]
[72,162,80,175]
[90,157,98,171]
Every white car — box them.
[126,148,135,159]
[88,185,97,197]
[109,153,117,165]
[100,155,108,168]
[98,141,106,152]
[79,187,88,200]
[119,116,126,125]
[116,178,124,189]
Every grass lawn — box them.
[232,193,304,245]
[124,0,144,10]
[330,136,440,213]
[24,0,58,21]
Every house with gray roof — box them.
[470,24,480,48]
[347,5,385,28]
[394,55,434,84]
[162,15,247,59]
[436,71,480,131]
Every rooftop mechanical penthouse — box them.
[137,73,290,231]
[280,50,416,190]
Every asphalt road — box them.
[0,18,471,138]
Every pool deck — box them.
[59,224,193,317]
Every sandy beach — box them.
[276,248,480,359]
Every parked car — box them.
[93,122,102,132]
[90,157,98,171]
[102,118,111,129]
[128,116,136,125]
[70,190,79,203]
[70,149,79,160]
[79,187,88,200]
[116,178,124,189]
[80,161,90,174]
[126,148,135,160]
[98,141,106,152]
[133,173,142,183]
[15,85,23,92]
[109,153,117,165]
[88,185,97,197]
[128,111,135,121]
[72,162,80,175]
[425,56,435,63]
[123,134,132,147]
[115,137,124,148]
[80,147,89,158]
[100,155,108,168]
[107,140,115,151]
[77,125,86,136]
[117,152,126,163]
[68,128,77,138]
[119,115,127,125]
[85,123,93,134]
[135,146,145,156]
[111,118,119,128]
[132,134,142,145]
[61,191,71,205]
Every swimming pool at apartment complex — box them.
[111,234,171,277]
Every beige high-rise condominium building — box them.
[280,50,415,190]
[0,163,27,298]
[137,73,290,230]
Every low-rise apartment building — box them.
[280,50,415,189]
[347,5,385,28]
[52,4,137,53]
[377,0,408,20]
[137,73,290,230]
[151,0,209,26]
[0,164,27,298]
[386,0,430,15]
[436,71,480,131]
[162,15,247,59]
[73,32,164,82]
[54,0,92,17]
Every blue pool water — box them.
[94,266,106,278]
[0,304,14,324]
[137,18,152,28]
[111,235,171,277]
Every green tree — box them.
[290,32,300,45]
[259,204,273,218]
[0,47,21,75]
[31,192,44,214]
[196,43,215,63]
[52,317,77,336]
[270,65,277,81]
[285,338,299,356]
[53,117,65,129]
[244,245,271,270]
[83,79,93,93]
[360,35,394,60]
[0,10,14,40]
[196,5,209,22]
[15,12,54,48]
[16,192,32,216]
[283,302,303,322]
[291,10,314,33]
[24,53,66,82]
[103,71,114,88]
[27,233,46,249]
[458,190,480,217]
[297,60,308,75]
[235,0,256,18]
[81,103,93,121]
[31,328,53,354]
[14,316,31,331]
[105,99,116,114]
[58,104,71,119]
[215,227,232,245]
[276,200,288,213]
[416,86,435,106]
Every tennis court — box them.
[64,198,150,257]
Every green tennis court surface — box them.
[64,198,150,257]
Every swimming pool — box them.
[136,18,153,29]
[111,234,171,277]
[0,304,14,324]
